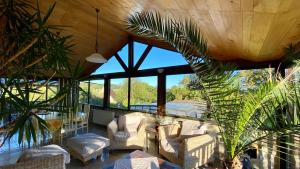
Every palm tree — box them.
[127,11,300,168]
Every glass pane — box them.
[110,78,128,109]
[130,76,157,113]
[47,81,58,99]
[91,56,125,75]
[89,80,104,106]
[166,74,207,118]
[139,47,188,70]
[134,42,147,65]
[29,81,46,101]
[118,44,128,66]
[237,68,274,91]
[79,81,89,104]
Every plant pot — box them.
[223,158,242,169]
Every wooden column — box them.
[128,77,131,110]
[103,78,110,108]
[87,80,90,104]
[157,74,166,116]
[127,37,134,110]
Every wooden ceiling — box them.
[36,0,300,74]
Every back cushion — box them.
[179,120,207,141]
[124,115,141,133]
[118,115,126,131]
[179,120,195,137]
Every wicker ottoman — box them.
[66,133,110,165]
[18,144,70,164]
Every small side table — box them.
[145,126,159,152]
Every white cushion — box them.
[179,120,207,141]
[160,139,180,157]
[118,115,141,133]
[18,144,70,164]
[67,133,109,158]
[124,116,141,133]
[118,115,126,131]
[179,120,195,137]
[114,131,137,141]
[193,124,207,135]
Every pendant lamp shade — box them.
[86,8,107,63]
[86,53,107,63]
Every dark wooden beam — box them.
[88,65,194,79]
[114,53,128,72]
[128,37,134,69]
[157,74,166,116]
[134,45,152,70]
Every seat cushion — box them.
[18,144,70,164]
[67,133,109,158]
[114,131,137,141]
[160,138,180,157]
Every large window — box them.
[134,42,147,65]
[79,81,89,104]
[139,47,188,70]
[89,80,104,106]
[130,76,157,113]
[166,74,206,118]
[110,78,128,109]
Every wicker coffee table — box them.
[103,150,181,169]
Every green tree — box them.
[238,69,271,91]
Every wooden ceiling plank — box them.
[28,0,300,71]
[242,11,254,58]
[248,12,275,61]
[241,0,254,11]
[258,10,300,59]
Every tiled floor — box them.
[0,124,159,169]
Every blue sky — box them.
[91,42,190,88]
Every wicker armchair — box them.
[107,113,146,150]
[0,154,65,169]
[158,121,220,169]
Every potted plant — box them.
[0,0,83,147]
[127,11,300,168]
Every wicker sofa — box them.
[0,154,65,169]
[107,112,146,150]
[158,120,220,169]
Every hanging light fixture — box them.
[86,8,107,63]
